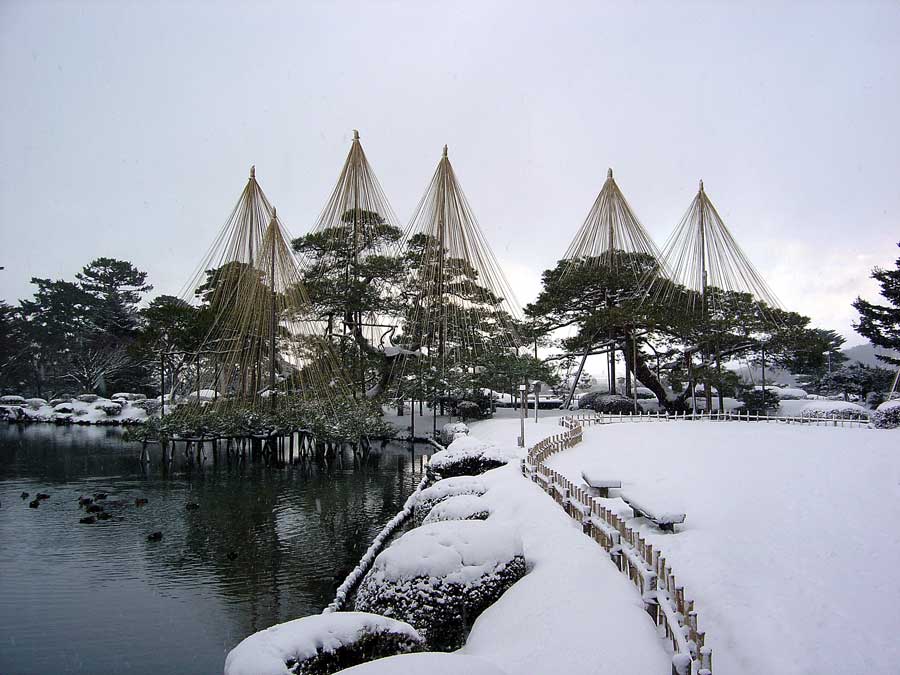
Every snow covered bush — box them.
[354,521,526,650]
[413,476,487,525]
[586,394,635,414]
[422,494,491,524]
[76,393,99,403]
[0,405,26,421]
[798,400,870,421]
[773,387,808,400]
[111,392,145,401]
[427,436,517,481]
[133,398,161,414]
[736,388,780,414]
[224,612,424,675]
[439,422,469,446]
[24,398,47,410]
[0,395,25,405]
[456,400,482,421]
[872,400,900,429]
[335,652,508,675]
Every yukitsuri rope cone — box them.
[293,129,418,403]
[523,415,713,675]
[557,168,668,404]
[644,180,781,316]
[398,145,521,367]
[175,166,350,412]
[561,168,666,281]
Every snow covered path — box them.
[542,420,900,674]
[460,417,670,674]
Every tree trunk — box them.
[621,333,686,412]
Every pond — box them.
[0,424,429,674]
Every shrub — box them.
[95,401,123,417]
[77,394,99,403]
[422,494,491,524]
[354,521,525,651]
[413,476,487,525]
[588,394,636,414]
[737,388,780,414]
[873,401,900,429]
[427,437,516,481]
[224,612,424,675]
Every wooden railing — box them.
[524,415,712,675]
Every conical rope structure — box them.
[562,168,666,281]
[394,146,522,395]
[295,130,406,397]
[175,167,351,415]
[645,180,781,318]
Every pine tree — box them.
[853,242,900,366]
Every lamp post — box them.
[518,383,527,447]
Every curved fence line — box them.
[523,415,712,675]
[581,409,869,428]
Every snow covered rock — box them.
[773,387,808,400]
[422,494,491,524]
[133,398,161,414]
[53,402,75,414]
[440,422,469,445]
[427,436,517,480]
[0,405,26,421]
[873,399,900,429]
[337,652,508,674]
[223,611,424,675]
[24,397,48,410]
[0,395,25,405]
[354,520,526,650]
[414,476,487,525]
[111,392,146,401]
[76,393,99,403]
[95,400,123,417]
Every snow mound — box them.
[414,476,487,525]
[422,494,491,524]
[440,421,469,445]
[0,395,25,405]
[873,399,900,429]
[337,652,508,675]
[355,520,526,650]
[772,387,808,400]
[427,436,517,480]
[223,611,423,675]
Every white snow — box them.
[12,396,149,424]
[224,612,421,675]
[541,419,900,674]
[778,398,869,417]
[876,399,900,412]
[364,520,522,584]
[427,436,518,475]
[422,494,491,524]
[338,652,508,674]
[415,476,487,510]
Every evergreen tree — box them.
[853,242,900,366]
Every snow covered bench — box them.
[581,470,622,498]
[622,496,685,532]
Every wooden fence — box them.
[523,415,712,675]
[581,409,870,428]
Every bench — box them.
[621,496,686,532]
[581,471,622,498]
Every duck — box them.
[93,492,108,500]
[86,504,104,514]
[28,499,40,508]
[147,531,163,542]
[185,502,200,511]
[21,491,29,500]
[97,512,112,521]
[78,496,93,507]
[36,493,50,501]
[135,498,149,507]
[79,516,96,524]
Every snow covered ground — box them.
[533,419,900,674]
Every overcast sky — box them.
[1,0,898,345]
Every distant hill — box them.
[842,343,900,367]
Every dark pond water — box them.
[0,424,428,675]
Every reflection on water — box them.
[0,424,427,674]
